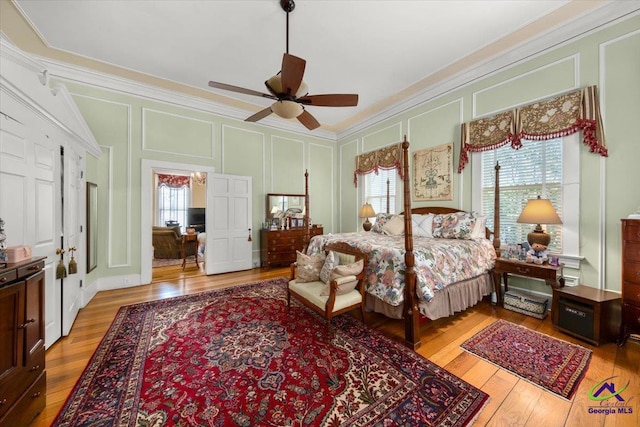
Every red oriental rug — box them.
[54,277,488,426]
[460,319,592,400]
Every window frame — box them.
[363,168,399,218]
[471,133,581,268]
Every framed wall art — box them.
[413,143,453,201]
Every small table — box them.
[492,258,564,305]
[181,233,199,269]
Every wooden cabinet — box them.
[0,258,46,427]
[619,219,640,346]
[261,227,323,268]
[492,258,564,305]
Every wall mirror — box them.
[266,193,307,228]
[86,182,98,273]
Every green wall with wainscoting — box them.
[337,14,640,294]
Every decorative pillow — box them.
[320,275,359,296]
[412,214,434,237]
[329,259,364,281]
[295,251,326,283]
[382,215,404,236]
[370,213,394,233]
[319,250,339,283]
[470,214,487,239]
[432,212,477,239]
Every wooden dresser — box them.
[0,257,46,427]
[261,226,323,268]
[620,219,640,346]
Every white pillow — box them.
[382,215,404,236]
[412,214,434,237]
[470,215,487,239]
[319,250,339,283]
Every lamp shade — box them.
[517,196,562,247]
[359,203,376,218]
[270,206,280,215]
[517,196,562,225]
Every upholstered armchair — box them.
[152,226,195,259]
[287,241,367,323]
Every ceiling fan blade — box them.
[298,94,359,107]
[245,107,273,122]
[281,53,306,95]
[297,110,320,130]
[208,81,276,100]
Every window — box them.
[480,138,564,252]
[157,180,190,233]
[365,168,397,217]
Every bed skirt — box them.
[365,272,493,321]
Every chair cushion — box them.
[320,275,359,296]
[289,279,362,312]
[295,251,326,282]
[319,250,339,283]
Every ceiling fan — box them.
[207,0,358,130]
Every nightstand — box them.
[492,258,564,305]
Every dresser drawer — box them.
[622,282,640,306]
[621,303,640,328]
[623,261,640,285]
[0,270,17,287]
[624,241,640,263]
[16,260,45,279]
[623,221,640,242]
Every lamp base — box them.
[362,219,372,231]
[527,224,550,247]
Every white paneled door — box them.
[0,112,61,348]
[206,174,252,274]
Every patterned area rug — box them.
[460,319,592,400]
[151,257,183,267]
[54,277,489,426]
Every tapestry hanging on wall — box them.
[413,143,453,201]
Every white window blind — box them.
[365,169,397,216]
[481,138,563,252]
[157,184,190,233]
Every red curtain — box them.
[157,173,190,188]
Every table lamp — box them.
[359,203,376,231]
[516,195,562,246]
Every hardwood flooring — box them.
[32,266,639,426]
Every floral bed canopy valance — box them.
[354,143,404,186]
[458,85,608,172]
[157,173,190,188]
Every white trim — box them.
[140,159,215,285]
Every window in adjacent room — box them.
[156,174,190,233]
[474,133,579,256]
[365,168,397,217]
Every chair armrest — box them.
[289,262,297,280]
[333,275,357,286]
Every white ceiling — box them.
[5,1,637,136]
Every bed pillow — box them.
[382,215,404,236]
[370,213,394,233]
[470,214,487,239]
[412,214,434,237]
[320,259,364,296]
[319,250,339,283]
[295,251,326,283]
[432,212,476,239]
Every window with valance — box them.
[156,173,190,231]
[353,143,404,186]
[458,85,607,172]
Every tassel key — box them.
[68,246,78,274]
[55,248,67,279]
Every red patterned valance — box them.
[354,143,404,186]
[457,86,608,172]
[157,173,190,188]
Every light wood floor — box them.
[32,265,639,426]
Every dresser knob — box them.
[0,398,6,406]
[30,365,40,371]
[516,267,530,274]
[32,392,41,398]
[0,277,6,283]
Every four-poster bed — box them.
[301,136,500,349]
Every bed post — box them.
[303,169,310,251]
[401,136,421,350]
[493,162,501,257]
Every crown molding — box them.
[36,57,338,142]
[336,1,640,140]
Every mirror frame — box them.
[86,182,98,273]
[266,193,306,219]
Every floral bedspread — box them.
[307,232,496,306]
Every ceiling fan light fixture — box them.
[266,74,308,98]
[271,100,303,119]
